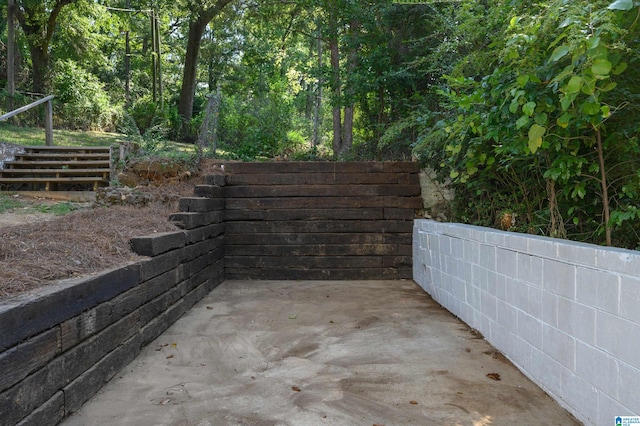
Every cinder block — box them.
[530,256,544,288]
[517,253,533,285]
[485,231,505,248]
[505,277,521,308]
[495,274,508,302]
[527,235,558,259]
[596,311,640,368]
[130,231,187,257]
[575,341,619,399]
[488,321,510,357]
[463,239,479,266]
[497,300,518,335]
[557,297,596,345]
[560,369,598,425]
[526,285,543,318]
[576,268,619,315]
[595,246,640,277]
[479,245,496,271]
[438,234,451,256]
[518,311,543,349]
[496,248,517,278]
[481,290,497,321]
[543,324,576,370]
[542,291,559,328]
[0,327,60,393]
[450,237,463,260]
[597,391,630,426]
[530,347,563,397]
[466,283,480,308]
[511,336,534,373]
[504,234,528,252]
[619,276,640,324]
[543,259,576,299]
[617,361,640,415]
[557,240,597,267]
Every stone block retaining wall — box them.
[413,220,640,426]
[0,185,224,426]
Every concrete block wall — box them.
[413,220,640,425]
[0,185,225,426]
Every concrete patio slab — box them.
[62,280,580,426]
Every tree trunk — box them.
[178,17,208,125]
[15,0,76,94]
[177,0,233,138]
[329,17,342,157]
[312,26,323,150]
[595,127,611,246]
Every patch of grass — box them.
[0,193,25,213]
[32,202,82,216]
[0,123,126,147]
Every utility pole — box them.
[124,0,131,106]
[7,0,16,109]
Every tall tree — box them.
[177,0,234,131]
[14,0,78,94]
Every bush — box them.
[53,60,119,131]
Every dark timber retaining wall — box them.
[0,161,420,425]
[222,161,422,280]
[0,186,224,426]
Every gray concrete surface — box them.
[63,280,580,426]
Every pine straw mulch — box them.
[0,180,202,301]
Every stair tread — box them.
[0,168,110,174]
[22,145,111,152]
[0,177,109,182]
[16,153,110,159]
[5,160,110,167]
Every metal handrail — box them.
[0,95,55,145]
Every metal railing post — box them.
[45,98,54,146]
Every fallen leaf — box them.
[292,386,301,392]
[289,314,297,320]
[465,348,471,353]
[329,320,334,324]
[206,306,213,310]
[160,398,170,405]
[171,343,177,348]
[486,373,501,381]
[166,354,174,359]
[409,400,418,405]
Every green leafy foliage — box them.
[413,0,640,248]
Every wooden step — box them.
[0,177,108,183]
[15,153,110,160]
[22,145,111,153]
[0,177,109,191]
[0,145,112,192]
[0,168,110,177]
[4,160,111,169]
